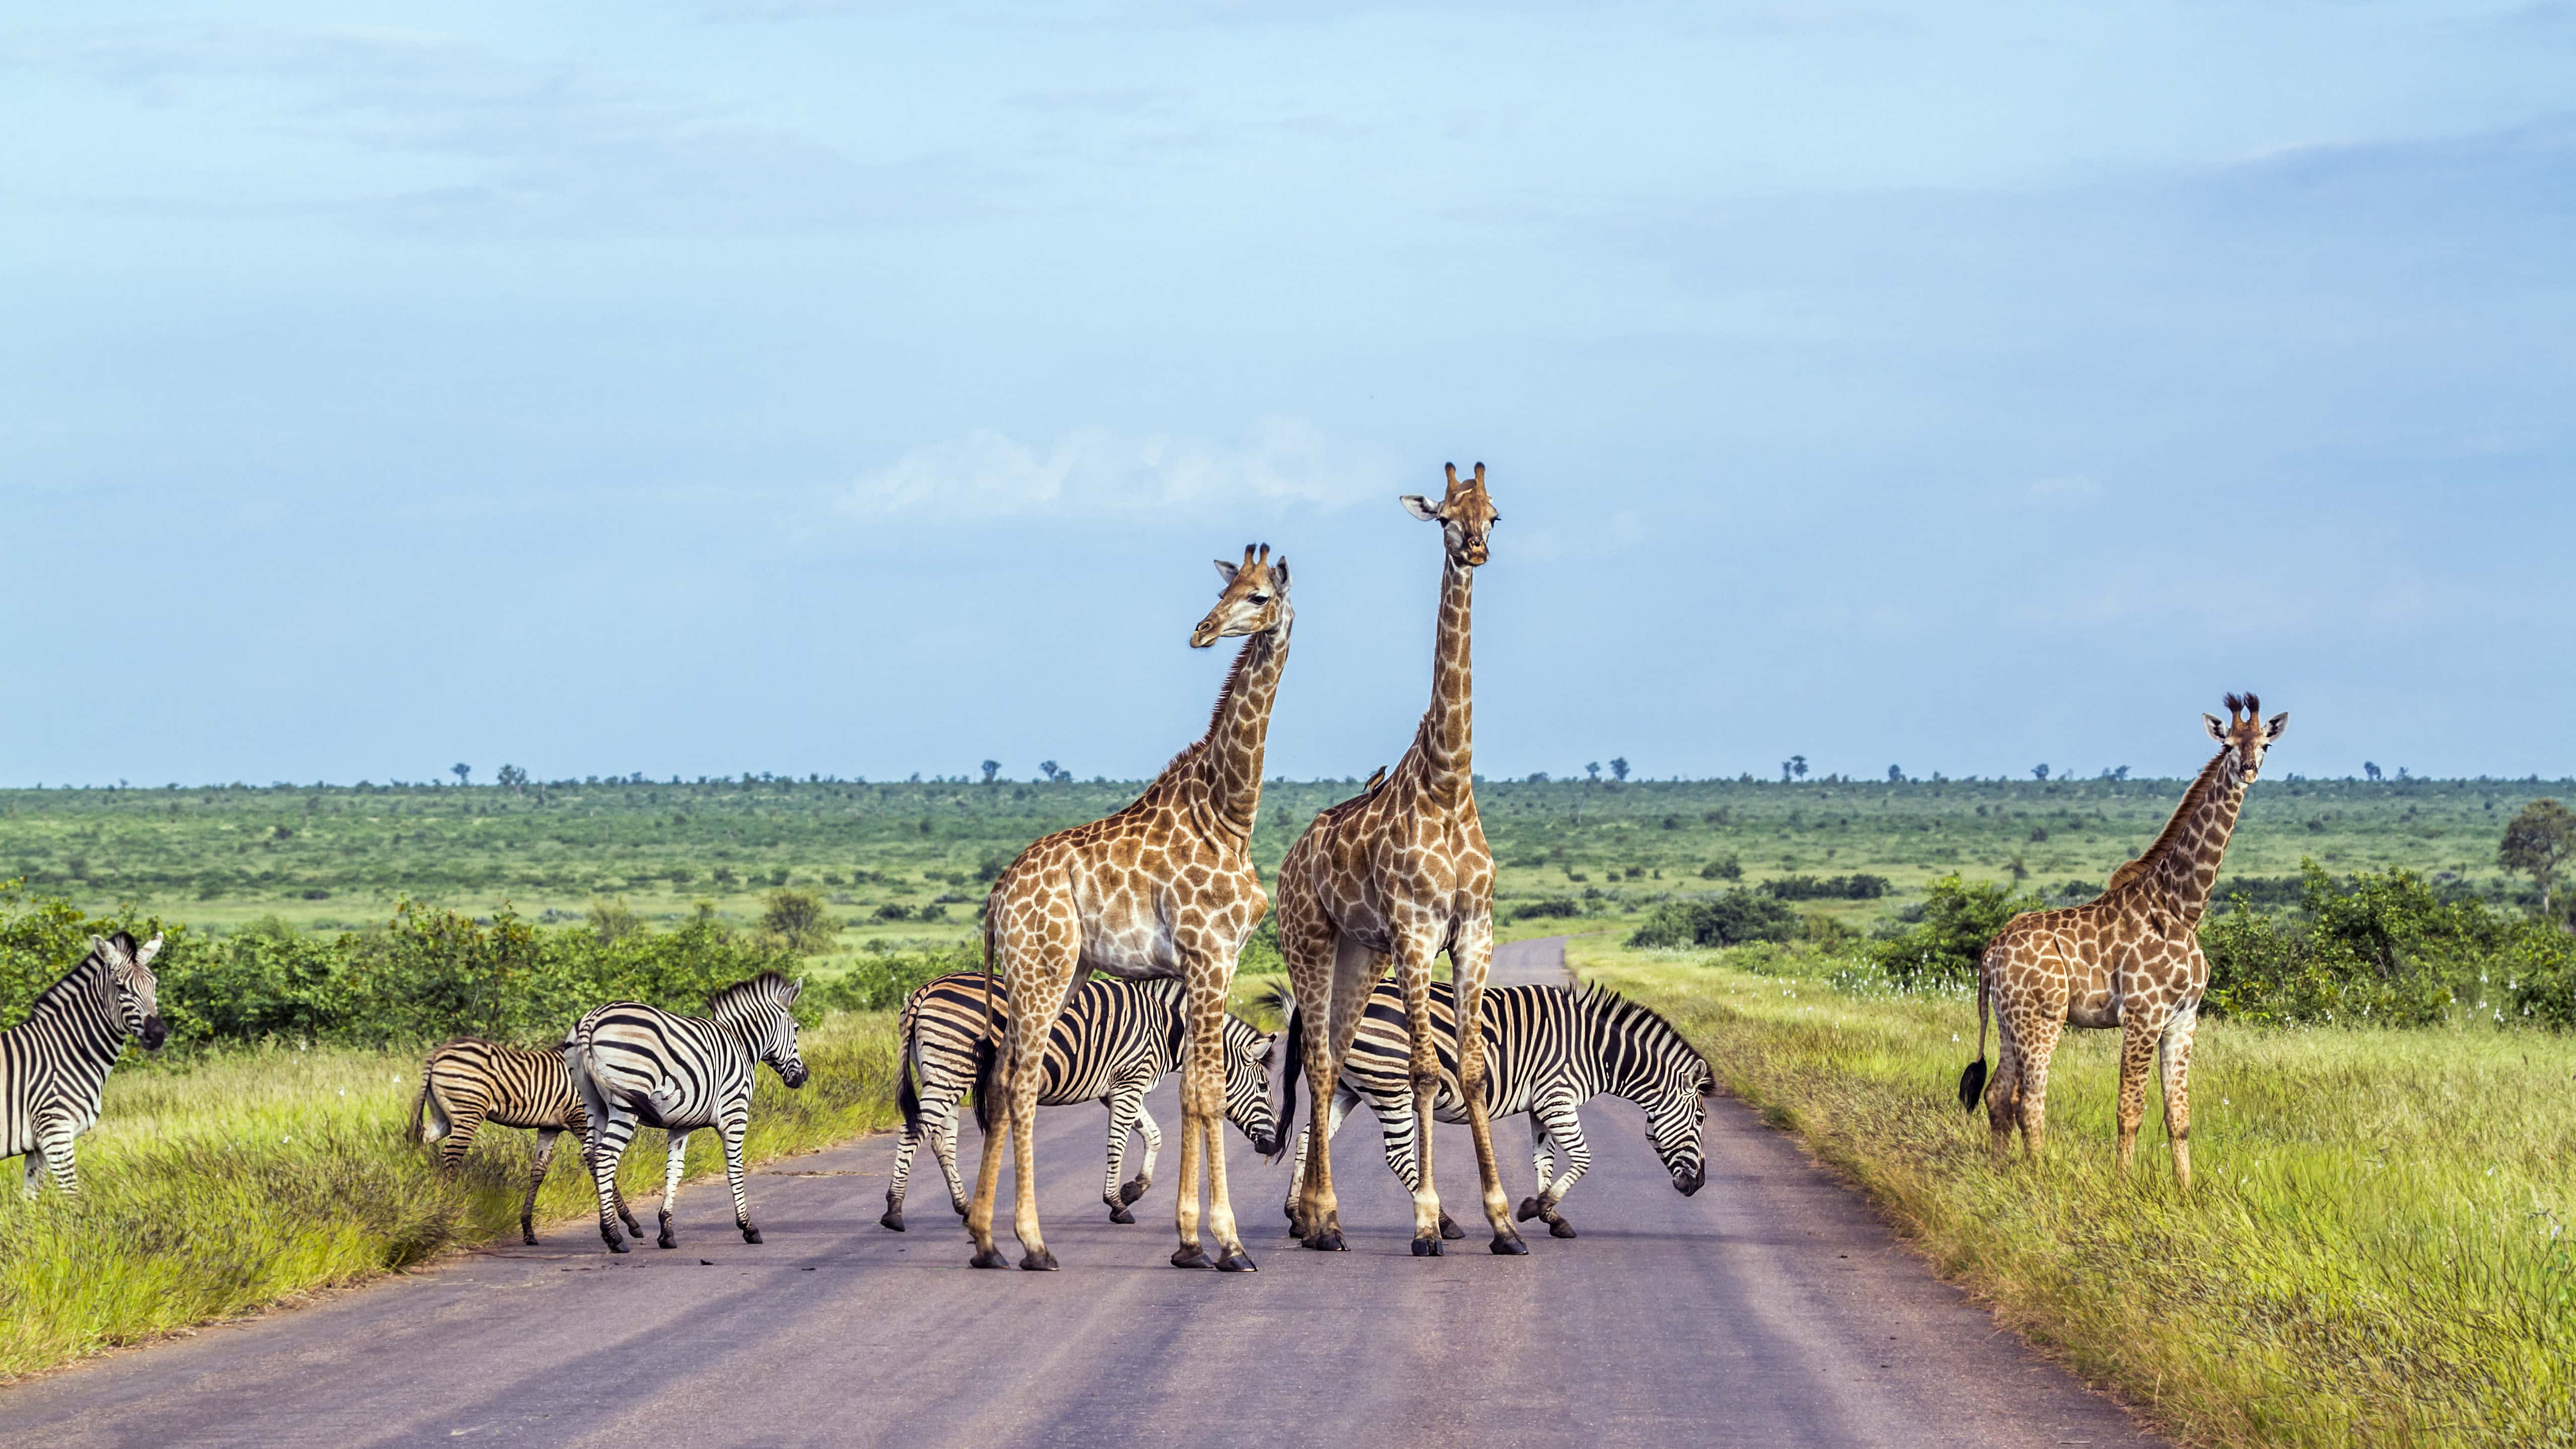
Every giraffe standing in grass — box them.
[965,544,1293,1273]
[1961,692,2287,1188]
[1275,462,1526,1257]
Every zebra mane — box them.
[705,971,798,1017]
[25,938,119,1020]
[1571,980,1710,1078]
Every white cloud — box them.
[840,417,1396,520]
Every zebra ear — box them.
[786,976,803,1005]
[1257,1033,1278,1070]
[135,933,164,968]
[93,934,131,967]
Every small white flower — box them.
[1952,1034,1960,1042]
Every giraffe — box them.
[964,543,1292,1272]
[1274,462,1527,1257]
[1960,692,2287,1189]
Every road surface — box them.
[0,937,2161,1448]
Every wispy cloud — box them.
[839,417,1397,521]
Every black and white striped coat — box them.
[413,1038,641,1245]
[4,931,167,1196]
[564,973,808,1253]
[1281,980,1713,1238]
[880,971,1280,1232]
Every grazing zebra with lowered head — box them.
[880,971,1281,1232]
[5,931,168,1196]
[1279,979,1713,1240]
[564,972,807,1253]
[413,1038,642,1245]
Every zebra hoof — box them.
[1171,1246,1211,1269]
[1108,1205,1135,1224]
[1549,1219,1578,1239]
[1020,1249,1059,1272]
[606,1237,630,1254]
[1215,1252,1258,1273]
[1490,1232,1529,1256]
[522,1228,540,1246]
[1119,1178,1148,1205]
[1515,1196,1542,1223]
[879,1210,906,1232]
[969,1247,1010,1269]
[1302,1229,1345,1253]
[1439,1213,1466,1241]
[741,1227,762,1245]
[1411,1235,1444,1257]
[657,1234,678,1250]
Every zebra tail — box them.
[1271,994,1303,1165]
[898,1048,923,1138]
[409,1066,432,1145]
[1957,953,1990,1114]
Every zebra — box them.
[412,1038,642,1245]
[880,971,1281,1232]
[4,931,168,1196]
[1278,978,1713,1240]
[563,972,807,1253]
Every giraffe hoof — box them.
[1515,1196,1541,1223]
[1020,1249,1059,1272]
[1549,1219,1578,1239]
[1119,1178,1149,1205]
[1215,1252,1257,1273]
[879,1210,906,1232]
[1438,1213,1466,1240]
[1170,1246,1211,1269]
[1411,1235,1444,1257]
[1490,1231,1528,1255]
[741,1227,762,1244]
[1302,1230,1345,1253]
[969,1248,1010,1270]
[1109,1205,1135,1224]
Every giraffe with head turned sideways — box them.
[965,543,1292,1273]
[1274,462,1527,1257]
[1961,692,2287,1188]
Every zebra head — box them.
[710,972,807,1089]
[1220,1016,1281,1158]
[95,932,168,1051]
[1583,984,1712,1196]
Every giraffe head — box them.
[2204,691,2289,782]
[1190,543,1292,648]
[1400,461,1500,567]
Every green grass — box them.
[0,1009,903,1381]
[1569,932,2576,1448]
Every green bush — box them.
[1511,898,1582,922]
[1760,873,1891,901]
[1865,874,2040,987]
[1629,889,1799,949]
[810,939,980,1014]
[2206,861,2561,1027]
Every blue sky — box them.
[4,1,2570,786]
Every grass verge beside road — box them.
[1569,933,2576,1449]
[0,1010,903,1382]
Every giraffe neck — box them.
[2131,748,2249,926]
[1415,552,1473,801]
[1197,613,1292,841]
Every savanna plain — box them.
[5,770,2574,1447]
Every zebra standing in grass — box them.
[413,1038,642,1245]
[564,972,807,1253]
[880,972,1280,1232]
[4,932,168,1196]
[1279,979,1713,1239]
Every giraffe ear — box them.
[1268,557,1289,595]
[1213,557,1240,585]
[2204,714,2226,742]
[2265,712,2289,741]
[1399,494,1443,523]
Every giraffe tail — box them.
[972,913,1001,1136]
[1270,991,1304,1166]
[1957,954,1990,1113]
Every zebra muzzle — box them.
[139,1015,168,1051]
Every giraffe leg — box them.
[657,1130,691,1248]
[1450,921,1525,1255]
[2015,1017,2065,1163]
[1296,931,1380,1250]
[1983,997,2023,1163]
[1007,971,1073,1272]
[1393,933,1448,1257]
[2114,1005,2167,1176]
[2158,1001,2201,1190]
[524,1127,561,1245]
[1179,970,1255,1271]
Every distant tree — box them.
[2007,854,2030,881]
[587,896,642,946]
[2500,799,2575,917]
[1781,761,1793,783]
[1038,761,1062,783]
[1608,757,1630,782]
[981,760,1000,785]
[495,764,529,797]
[1526,772,1551,784]
[451,763,472,787]
[1585,762,1602,783]
[2363,761,2383,782]
[1790,755,1808,782]
[1887,764,1904,783]
[2031,764,2050,782]
[761,888,839,955]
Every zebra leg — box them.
[930,1087,968,1218]
[578,1141,640,1241]
[1523,1099,1589,1238]
[1123,1102,1163,1211]
[524,1127,561,1245]
[21,1145,46,1198]
[1102,1083,1151,1222]
[34,1120,78,1196]
[588,1112,637,1252]
[883,1097,925,1232]
[436,1109,484,1176]
[1519,1111,1555,1222]
[1450,919,1525,1255]
[724,1109,760,1244]
[657,1130,691,1249]
[1393,933,1447,1257]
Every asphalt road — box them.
[1,938,2161,1448]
